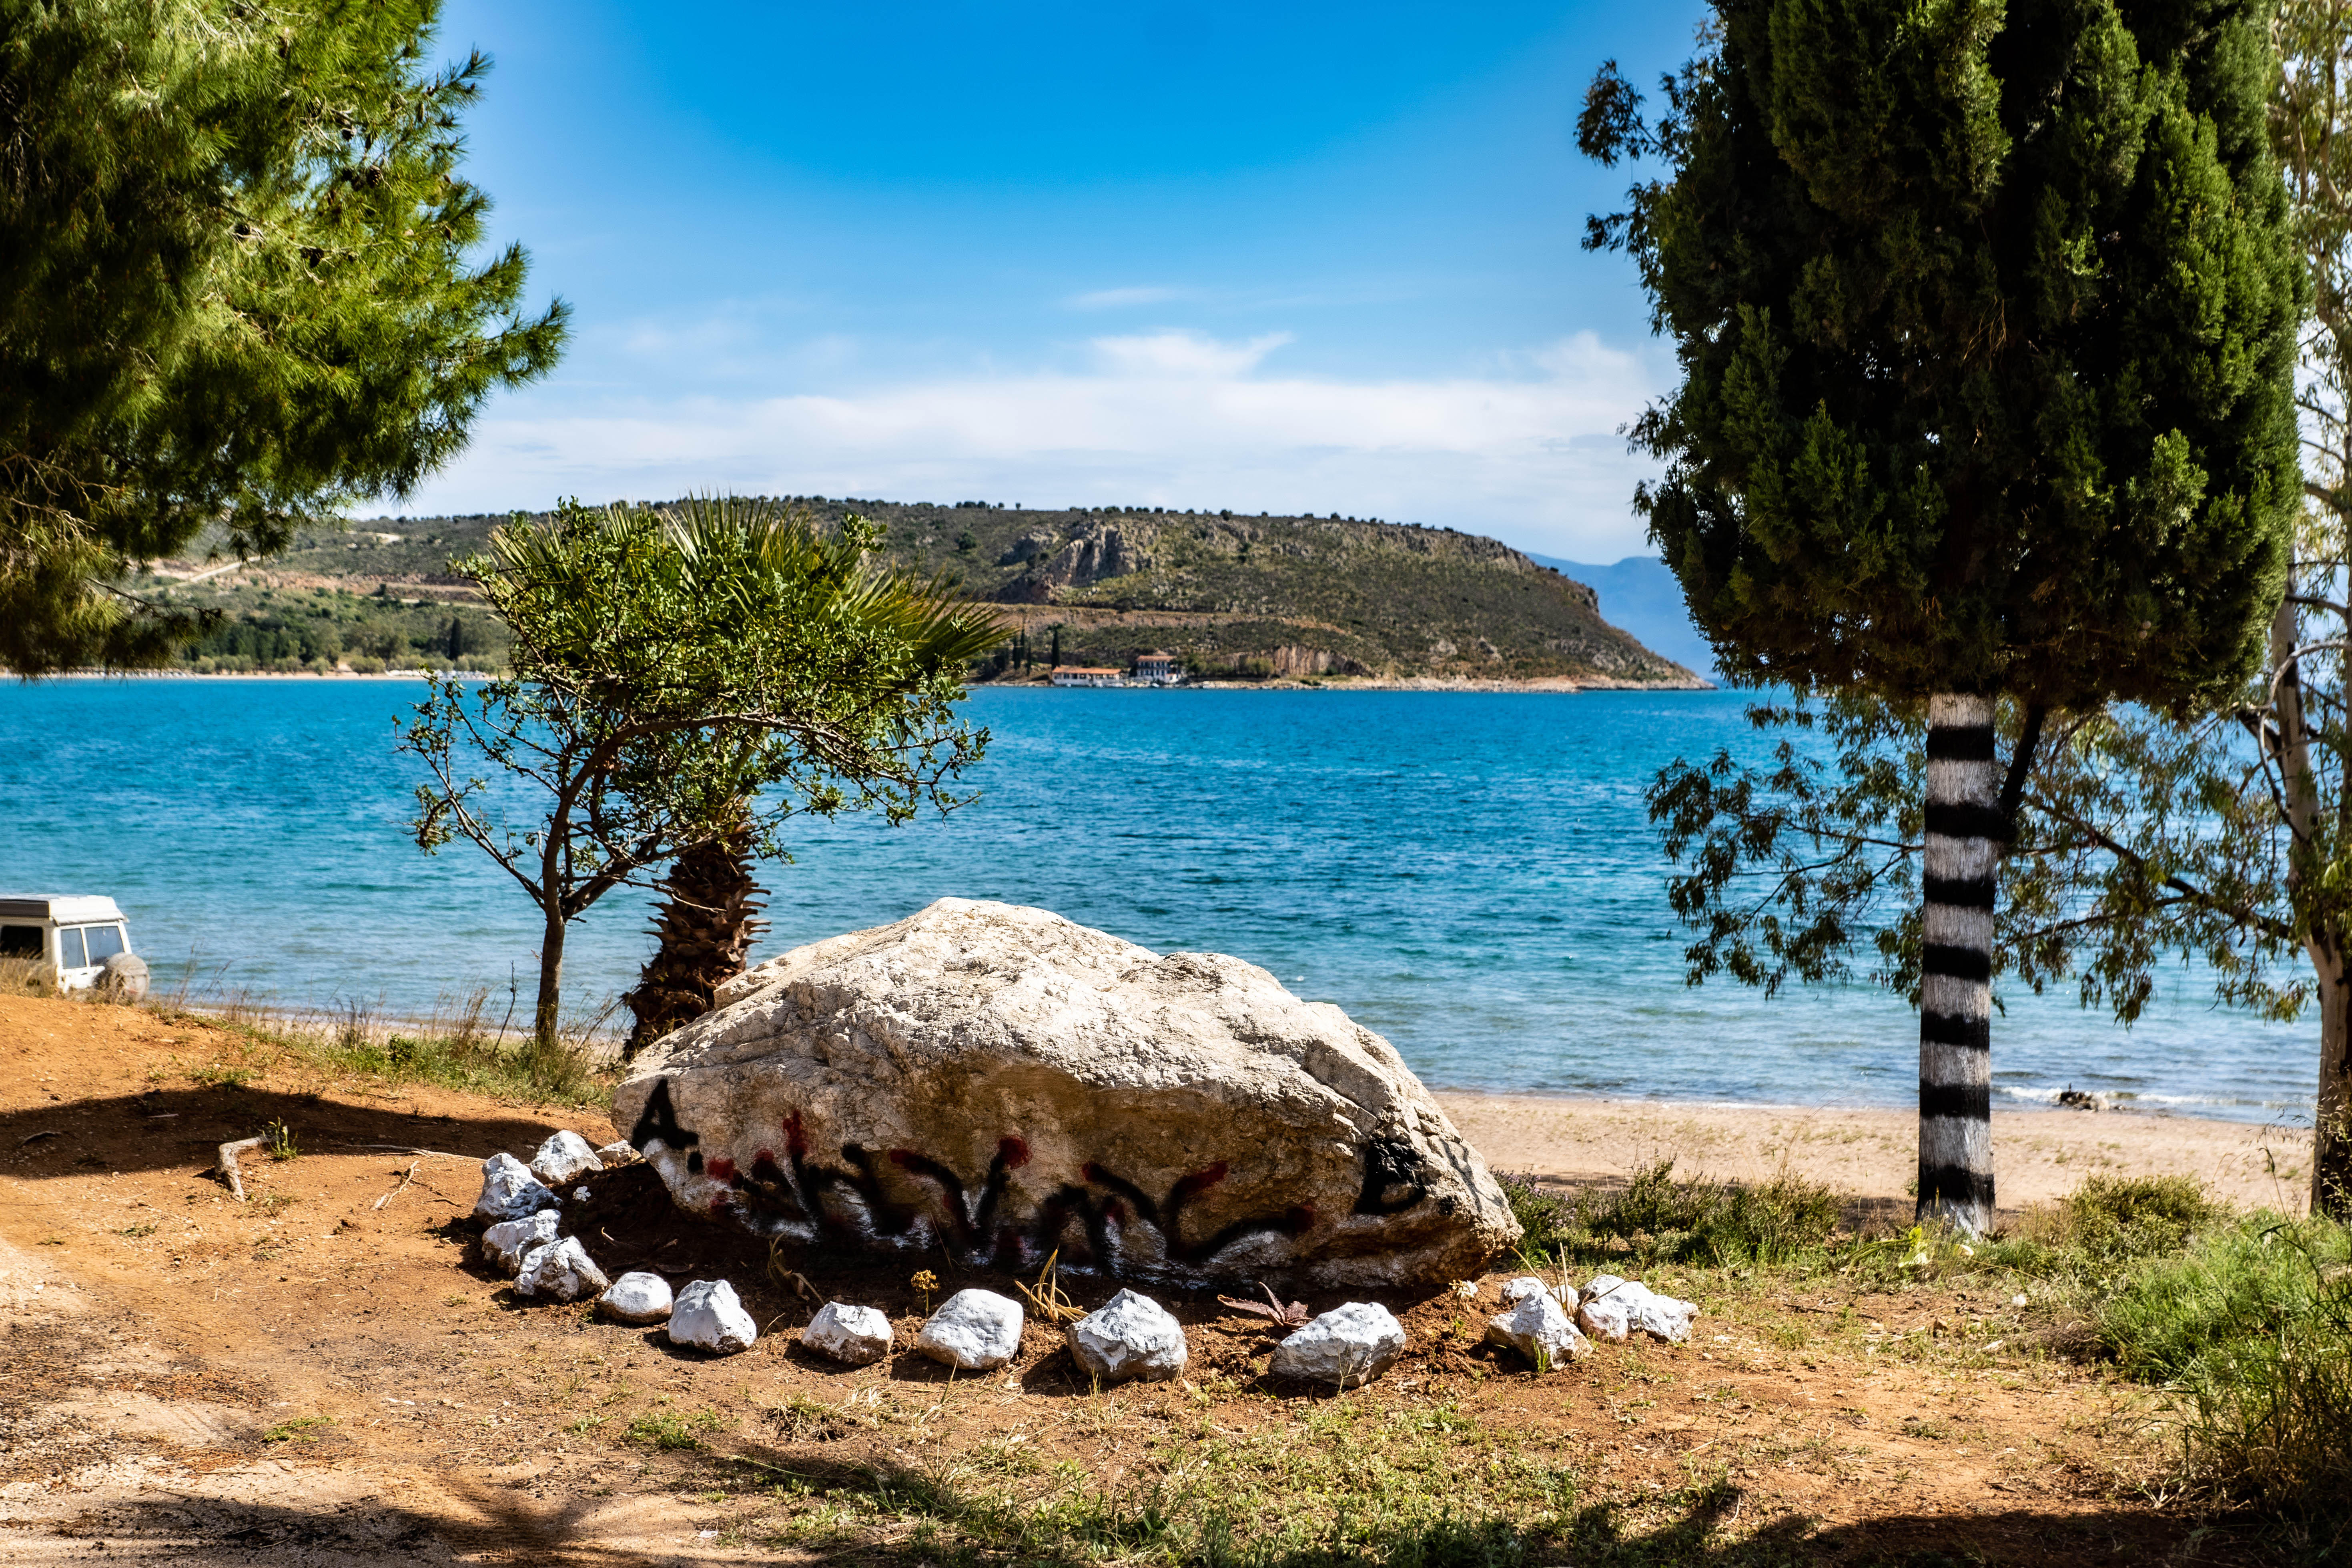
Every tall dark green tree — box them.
[0,0,565,674]
[1585,0,2302,1232]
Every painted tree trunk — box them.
[1919,692,1999,1235]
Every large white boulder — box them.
[669,1280,758,1355]
[530,1130,603,1187]
[1269,1301,1406,1388]
[481,1209,560,1275]
[611,898,1518,1288]
[915,1288,1025,1370]
[1485,1291,1590,1369]
[1500,1275,1571,1307]
[802,1302,894,1366]
[474,1153,557,1223]
[515,1237,608,1302]
[1066,1288,1187,1384]
[599,1271,675,1325]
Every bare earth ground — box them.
[0,994,2285,1565]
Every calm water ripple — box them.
[0,679,2314,1124]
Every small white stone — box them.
[480,1209,559,1275]
[670,1279,758,1355]
[596,1140,642,1168]
[1269,1302,1406,1388]
[1500,1275,1572,1307]
[515,1236,609,1302]
[1577,1278,1698,1344]
[599,1271,674,1325]
[573,1187,592,1202]
[1576,1294,1631,1343]
[1066,1289,1187,1384]
[802,1302,893,1365]
[474,1152,557,1223]
[1485,1292,1590,1369]
[915,1289,1025,1370]
[529,1130,603,1187]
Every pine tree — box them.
[0,0,565,674]
[1586,0,2302,1232]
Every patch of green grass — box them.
[263,1416,331,1444]
[627,1408,724,1450]
[1505,1160,1838,1271]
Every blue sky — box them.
[402,0,1712,562]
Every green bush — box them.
[2097,1212,2350,1543]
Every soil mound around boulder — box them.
[613,898,1518,1287]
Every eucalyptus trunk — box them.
[1919,692,1999,1235]
[2276,588,2352,1218]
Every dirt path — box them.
[0,995,2236,1564]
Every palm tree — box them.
[620,496,1006,1059]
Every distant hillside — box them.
[164,500,1702,684]
[1525,555,1718,680]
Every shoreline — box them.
[1433,1088,2314,1218]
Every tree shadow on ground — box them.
[15,1459,2259,1568]
[0,1081,577,1185]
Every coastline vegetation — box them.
[1501,1165,2352,1556]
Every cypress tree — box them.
[1584,0,2301,1233]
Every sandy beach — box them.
[1435,1090,2313,1220]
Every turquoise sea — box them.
[0,678,2315,1124]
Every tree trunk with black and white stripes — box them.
[1919,692,2000,1235]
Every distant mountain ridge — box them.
[219,499,1704,685]
[1524,555,1717,680]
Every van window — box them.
[0,925,38,958]
[83,924,125,963]
[57,926,86,969]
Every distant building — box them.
[1049,666,1124,688]
[1134,650,1182,684]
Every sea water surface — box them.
[0,678,2314,1123]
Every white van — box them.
[0,895,143,994]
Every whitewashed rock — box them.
[669,1279,758,1355]
[1269,1301,1406,1388]
[1576,1294,1631,1343]
[599,1271,674,1325]
[1501,1275,1572,1307]
[1485,1291,1590,1369]
[1066,1288,1187,1384]
[529,1130,603,1187]
[515,1236,609,1302]
[1631,1287,1699,1343]
[915,1288,1025,1370]
[474,1152,558,1223]
[596,1140,642,1168]
[801,1301,893,1365]
[1578,1277,1699,1344]
[612,898,1518,1288]
[573,1187,592,1202]
[481,1209,560,1275]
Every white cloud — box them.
[395,328,1670,560]
[1065,285,1186,311]
[1090,329,1293,377]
